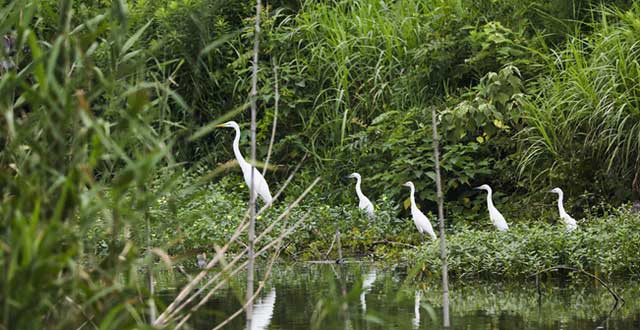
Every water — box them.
[161,263,640,329]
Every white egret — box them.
[403,181,437,241]
[216,121,272,206]
[360,269,377,313]
[474,184,509,231]
[251,288,276,330]
[346,173,375,218]
[549,187,577,232]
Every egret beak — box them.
[215,123,226,128]
[548,189,554,193]
[473,186,483,190]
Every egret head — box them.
[474,184,492,192]
[346,172,361,180]
[215,121,240,129]
[549,187,563,194]
[402,181,414,188]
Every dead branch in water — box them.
[370,240,417,249]
[529,265,625,306]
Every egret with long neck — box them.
[474,184,508,231]
[347,173,375,218]
[549,187,577,231]
[216,121,272,206]
[403,181,437,241]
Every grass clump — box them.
[409,208,640,280]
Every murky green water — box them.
[161,263,640,329]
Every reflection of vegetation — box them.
[158,263,640,329]
[423,282,640,323]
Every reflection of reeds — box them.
[154,175,321,327]
[419,280,640,322]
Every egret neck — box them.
[354,175,367,203]
[231,124,249,167]
[556,190,567,216]
[485,187,495,211]
[408,183,417,210]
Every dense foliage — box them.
[3,0,640,328]
[410,208,640,280]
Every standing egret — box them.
[216,121,273,206]
[403,181,437,241]
[474,184,509,231]
[346,173,375,218]
[549,187,577,231]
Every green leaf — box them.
[121,19,153,57]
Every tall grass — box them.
[273,0,471,159]
[0,1,187,328]
[519,4,640,198]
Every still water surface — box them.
[162,263,640,329]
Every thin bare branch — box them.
[370,240,417,249]
[262,59,279,177]
[246,0,261,326]
[179,209,313,329]
[155,156,308,326]
[256,176,321,242]
[157,178,319,326]
[431,106,450,327]
[529,265,624,304]
[212,241,282,330]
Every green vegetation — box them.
[3,0,640,328]
[411,208,640,280]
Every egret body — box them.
[549,187,577,231]
[216,121,272,206]
[403,181,437,241]
[474,184,509,231]
[347,173,375,218]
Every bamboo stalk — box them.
[145,208,156,324]
[336,228,343,262]
[246,0,262,328]
[431,106,450,328]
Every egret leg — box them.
[420,232,425,243]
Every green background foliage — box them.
[3,0,640,328]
